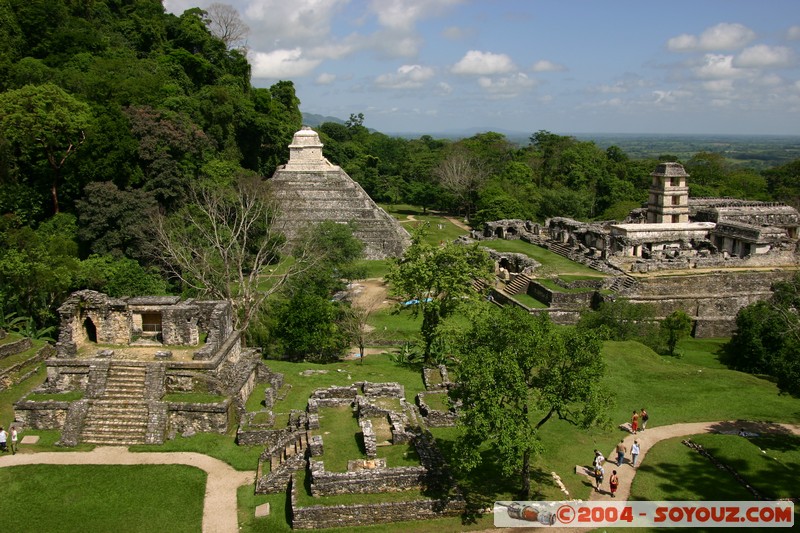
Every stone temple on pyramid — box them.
[268,127,411,259]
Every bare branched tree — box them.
[434,147,488,220]
[152,175,314,332]
[204,3,249,51]
[340,291,385,365]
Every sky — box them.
[163,0,800,136]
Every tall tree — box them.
[151,173,313,332]
[724,273,800,396]
[386,226,494,362]
[660,310,693,356]
[203,3,249,51]
[0,83,92,213]
[452,304,609,498]
[434,146,487,220]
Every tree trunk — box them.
[521,448,531,499]
[51,168,60,214]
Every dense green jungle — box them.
[1,0,800,349]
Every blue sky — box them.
[164,0,800,136]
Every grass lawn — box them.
[380,204,469,245]
[0,464,205,533]
[675,337,729,369]
[478,238,606,277]
[367,307,422,342]
[690,433,799,499]
[263,353,427,412]
[511,292,549,308]
[129,432,263,471]
[315,405,364,471]
[536,278,596,293]
[629,436,754,501]
[354,259,391,279]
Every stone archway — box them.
[83,317,97,343]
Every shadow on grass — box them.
[696,433,799,499]
[435,438,552,525]
[634,451,753,500]
[708,420,797,436]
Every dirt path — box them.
[0,447,254,533]
[584,420,800,502]
[445,216,471,231]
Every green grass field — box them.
[478,238,607,277]
[0,464,206,533]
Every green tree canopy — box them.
[451,304,609,498]
[386,227,494,362]
[0,83,92,213]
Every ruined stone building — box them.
[14,290,262,446]
[476,162,800,336]
[268,127,411,259]
[546,162,800,272]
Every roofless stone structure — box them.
[268,127,410,259]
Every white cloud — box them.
[702,79,734,93]
[693,54,741,80]
[788,26,800,40]
[477,73,536,97]
[249,48,321,78]
[667,22,756,52]
[437,82,453,95]
[375,64,435,89]
[369,0,462,31]
[452,50,516,75]
[245,0,348,46]
[315,73,337,85]
[733,45,793,68]
[652,90,691,105]
[531,60,566,72]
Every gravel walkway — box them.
[0,446,255,533]
[585,419,800,502]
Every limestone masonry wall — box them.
[290,475,465,529]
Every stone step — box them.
[85,409,149,419]
[103,391,146,399]
[273,188,362,199]
[82,436,145,446]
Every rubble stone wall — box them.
[168,400,230,434]
[291,474,465,529]
[309,459,426,496]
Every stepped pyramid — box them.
[268,127,411,259]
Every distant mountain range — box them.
[302,113,345,127]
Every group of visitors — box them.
[0,426,18,454]
[591,408,651,495]
[592,450,619,496]
[630,408,648,434]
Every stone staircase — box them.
[80,364,152,445]
[504,273,532,295]
[608,275,637,292]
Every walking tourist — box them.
[0,426,6,452]
[594,463,605,492]
[615,440,626,466]
[631,410,639,434]
[641,408,649,431]
[10,426,18,454]
[631,440,640,467]
[609,470,619,497]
